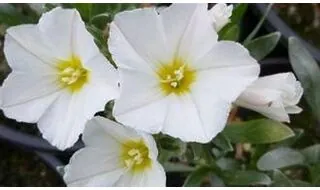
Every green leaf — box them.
[158,135,186,155]
[309,163,320,185]
[163,162,195,173]
[272,169,294,187]
[301,144,320,164]
[66,3,138,28]
[183,166,213,187]
[157,135,186,163]
[216,158,240,171]
[274,128,304,148]
[223,170,272,186]
[190,143,214,164]
[243,3,273,45]
[272,169,312,187]
[218,23,240,41]
[69,3,93,22]
[223,119,295,144]
[212,133,233,152]
[292,180,313,187]
[209,174,225,187]
[230,3,248,24]
[245,32,281,61]
[257,147,305,171]
[288,37,320,120]
[0,4,37,26]
[43,3,58,12]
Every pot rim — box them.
[0,123,83,154]
[253,3,320,62]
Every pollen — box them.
[56,55,89,93]
[121,139,151,173]
[157,58,196,95]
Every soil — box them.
[274,4,320,49]
[0,141,65,186]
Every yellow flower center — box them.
[57,56,89,93]
[157,58,196,96]
[121,139,151,173]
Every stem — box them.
[243,3,273,46]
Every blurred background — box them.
[0,3,319,187]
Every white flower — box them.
[108,4,260,143]
[208,3,233,32]
[0,7,119,150]
[63,116,166,187]
[235,72,303,122]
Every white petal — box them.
[141,133,159,160]
[70,8,102,64]
[1,91,60,123]
[82,117,121,150]
[236,73,304,122]
[109,7,169,73]
[162,94,230,143]
[192,41,260,102]
[236,87,281,106]
[84,116,142,145]
[37,92,82,150]
[4,25,60,71]
[1,72,61,123]
[116,162,166,187]
[64,147,125,187]
[36,65,118,150]
[237,97,290,122]
[160,4,218,62]
[251,72,293,88]
[114,68,168,133]
[250,73,303,105]
[171,4,218,62]
[285,105,303,114]
[141,162,166,186]
[208,3,233,31]
[84,54,120,95]
[1,72,60,107]
[38,7,77,58]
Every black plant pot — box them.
[0,121,83,154]
[252,3,320,63]
[0,139,66,186]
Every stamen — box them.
[60,67,84,85]
[126,148,144,167]
[157,59,195,95]
[159,64,186,89]
[170,82,178,88]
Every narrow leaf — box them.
[309,163,320,185]
[183,166,213,187]
[218,23,240,41]
[163,162,195,173]
[246,32,281,60]
[288,37,320,120]
[257,147,305,171]
[216,158,240,171]
[243,3,273,45]
[212,133,233,152]
[209,174,225,187]
[272,169,295,187]
[300,144,320,164]
[223,170,272,186]
[223,119,295,144]
[0,4,37,26]
[230,3,248,24]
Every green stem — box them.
[243,3,273,46]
